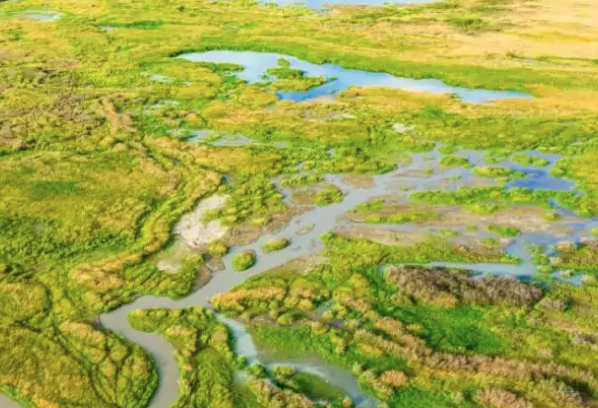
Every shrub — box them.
[488,224,521,237]
[315,185,344,206]
[440,155,470,167]
[232,251,257,271]
[543,211,561,221]
[247,363,268,379]
[473,167,525,179]
[449,16,489,32]
[207,241,229,257]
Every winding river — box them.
[3,144,595,408]
[2,141,595,408]
[89,149,598,407]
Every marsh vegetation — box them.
[1,0,598,406]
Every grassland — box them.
[1,0,598,406]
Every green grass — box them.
[128,307,241,408]
[280,173,324,187]
[439,155,470,167]
[472,166,525,180]
[394,305,509,355]
[211,250,598,406]
[315,185,345,206]
[233,251,257,271]
[267,67,305,80]
[354,198,385,214]
[411,186,596,217]
[292,372,347,401]
[487,224,521,237]
[448,16,490,32]
[391,386,477,408]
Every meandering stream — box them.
[95,149,594,408]
[2,145,594,408]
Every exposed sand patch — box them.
[274,254,328,274]
[297,224,315,236]
[423,206,577,235]
[175,194,229,248]
[225,224,263,247]
[342,174,375,188]
[335,225,428,246]
[157,241,194,273]
[157,195,229,273]
[346,202,579,236]
[290,188,318,206]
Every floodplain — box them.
[1,0,598,407]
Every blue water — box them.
[501,151,577,192]
[508,168,575,191]
[177,51,532,104]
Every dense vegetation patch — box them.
[213,259,598,408]
[234,251,258,271]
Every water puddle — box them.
[187,130,263,147]
[187,129,294,149]
[264,358,378,407]
[507,168,575,191]
[177,51,532,104]
[20,10,62,21]
[432,147,578,193]
[149,73,172,83]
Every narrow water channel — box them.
[1,147,591,408]
[97,148,591,408]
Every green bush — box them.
[233,251,257,271]
[511,153,550,167]
[439,155,470,167]
[315,185,345,206]
[487,224,521,237]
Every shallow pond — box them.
[435,147,578,193]
[187,130,268,147]
[177,51,532,104]
[15,10,63,21]
[508,168,575,191]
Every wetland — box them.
[2,0,598,407]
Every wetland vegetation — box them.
[1,0,598,407]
